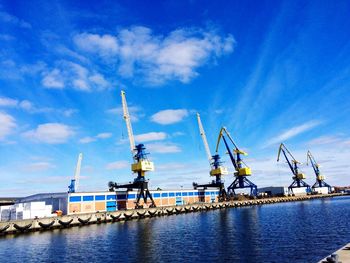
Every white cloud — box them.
[63,109,78,117]
[74,26,235,85]
[147,142,181,153]
[23,123,75,144]
[151,109,188,125]
[79,136,96,144]
[134,132,167,143]
[307,135,343,146]
[0,97,18,107]
[79,132,112,144]
[265,120,321,147]
[96,132,112,139]
[22,162,55,172]
[0,112,16,140]
[41,69,65,89]
[73,33,119,56]
[18,100,34,111]
[106,160,129,170]
[41,61,110,91]
[106,105,143,121]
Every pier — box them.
[318,243,350,263]
[0,193,343,237]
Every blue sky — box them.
[0,0,350,196]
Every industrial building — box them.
[258,186,311,196]
[0,189,219,221]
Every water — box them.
[1,196,350,263]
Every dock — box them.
[0,193,343,237]
[318,243,350,263]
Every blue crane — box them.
[215,127,257,197]
[307,150,332,193]
[277,143,311,194]
[108,91,156,209]
[193,114,229,201]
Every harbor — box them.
[0,193,344,236]
[1,1,350,262]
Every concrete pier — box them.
[318,243,350,263]
[0,193,344,237]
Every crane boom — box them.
[121,90,136,154]
[74,153,83,192]
[196,113,212,163]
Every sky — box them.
[0,0,350,197]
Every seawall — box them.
[0,193,344,237]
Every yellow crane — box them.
[108,90,156,208]
[215,127,257,196]
[193,113,228,201]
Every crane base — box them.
[288,179,311,194]
[193,182,227,201]
[227,176,258,197]
[312,180,332,193]
[108,180,156,208]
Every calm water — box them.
[1,196,350,263]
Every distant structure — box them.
[307,150,332,194]
[108,90,156,208]
[277,143,311,194]
[68,153,83,193]
[193,113,228,201]
[216,127,257,197]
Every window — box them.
[69,196,81,202]
[83,195,94,201]
[95,195,105,201]
[107,195,116,200]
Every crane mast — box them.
[215,127,257,197]
[193,113,228,201]
[121,90,136,154]
[277,143,311,194]
[307,150,332,193]
[197,113,212,163]
[68,153,83,193]
[108,90,156,208]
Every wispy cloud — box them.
[147,142,181,153]
[23,123,75,144]
[264,120,321,147]
[134,132,167,143]
[151,109,189,125]
[0,96,77,116]
[74,26,234,85]
[21,162,56,172]
[106,105,144,121]
[79,132,112,144]
[0,96,18,107]
[0,11,31,29]
[41,60,111,91]
[105,160,129,170]
[0,112,16,140]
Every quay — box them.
[0,193,343,237]
[318,243,350,263]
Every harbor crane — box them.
[108,90,156,208]
[193,113,228,201]
[215,127,257,197]
[307,150,332,193]
[68,153,83,193]
[277,143,311,194]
